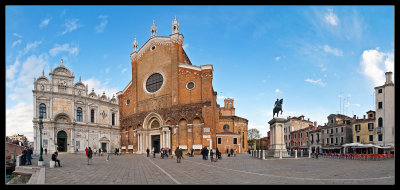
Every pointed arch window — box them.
[39,103,46,118]
[77,107,83,122]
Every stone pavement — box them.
[31,152,394,184]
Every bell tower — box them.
[150,19,157,38]
[172,15,179,34]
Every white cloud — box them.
[121,68,128,73]
[323,45,343,56]
[275,89,281,93]
[83,78,119,99]
[13,33,23,38]
[305,78,327,87]
[105,67,110,73]
[6,102,34,141]
[360,48,394,87]
[325,9,339,26]
[95,15,108,33]
[275,56,281,61]
[183,43,189,50]
[40,17,51,28]
[11,39,22,48]
[23,41,42,55]
[6,59,20,81]
[61,18,80,35]
[49,43,79,57]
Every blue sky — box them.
[6,6,394,140]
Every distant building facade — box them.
[32,60,120,155]
[320,114,352,153]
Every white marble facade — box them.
[32,60,120,155]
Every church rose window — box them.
[187,81,195,90]
[146,73,163,93]
[223,124,229,131]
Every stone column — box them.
[295,150,297,159]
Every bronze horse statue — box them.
[273,99,283,118]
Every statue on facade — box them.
[273,98,283,118]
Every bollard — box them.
[279,150,282,159]
[301,150,303,157]
[295,150,297,159]
[262,150,265,160]
[309,151,311,158]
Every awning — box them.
[377,145,394,149]
[322,147,342,149]
[342,143,379,148]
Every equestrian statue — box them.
[273,98,283,118]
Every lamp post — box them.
[38,115,44,166]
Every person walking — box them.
[85,147,88,156]
[230,148,234,157]
[45,147,47,155]
[201,147,205,160]
[161,148,164,159]
[99,148,102,157]
[52,152,61,167]
[175,147,182,163]
[210,149,214,162]
[26,147,33,165]
[165,148,168,158]
[205,147,209,160]
[146,148,150,157]
[315,148,319,159]
[87,147,93,165]
[152,147,155,158]
[94,148,97,156]
[190,148,194,157]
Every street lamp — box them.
[38,115,44,166]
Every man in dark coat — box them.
[175,147,182,163]
[27,147,33,165]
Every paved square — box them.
[33,153,394,184]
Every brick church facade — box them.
[117,16,248,155]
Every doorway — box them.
[151,135,160,153]
[57,131,67,152]
[101,143,107,152]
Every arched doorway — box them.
[57,131,67,152]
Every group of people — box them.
[88,147,106,157]
[20,147,33,166]
[160,148,169,159]
[226,148,236,157]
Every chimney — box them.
[385,72,393,84]
[363,115,366,119]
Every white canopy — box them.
[342,143,379,148]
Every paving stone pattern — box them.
[35,153,394,185]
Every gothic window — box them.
[77,107,83,122]
[39,103,46,118]
[146,73,163,93]
[91,109,95,123]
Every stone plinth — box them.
[267,118,290,158]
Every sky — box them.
[5,6,394,141]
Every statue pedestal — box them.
[267,118,290,158]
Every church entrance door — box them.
[57,131,67,152]
[102,143,107,153]
[151,135,160,153]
